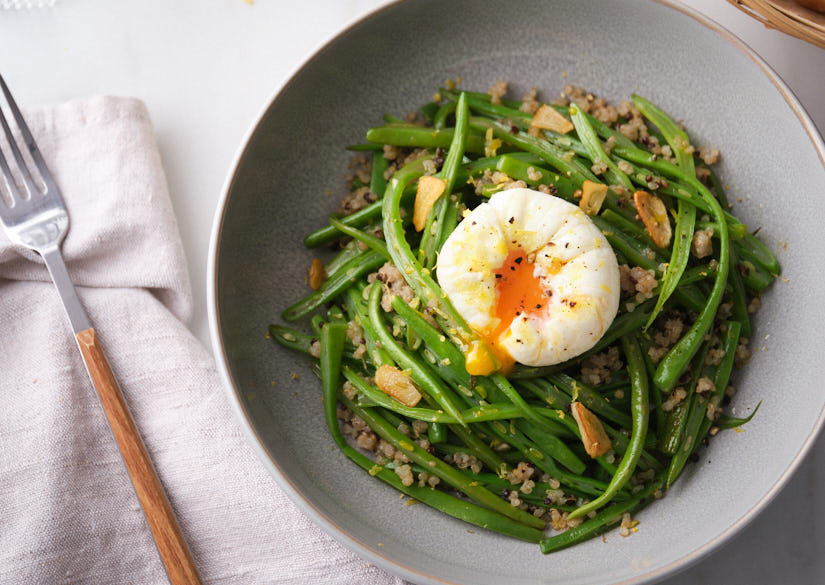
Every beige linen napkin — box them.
[0,96,403,585]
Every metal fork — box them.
[0,75,202,585]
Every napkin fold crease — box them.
[0,96,403,585]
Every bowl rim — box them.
[206,1,825,583]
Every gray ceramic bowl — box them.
[208,1,825,583]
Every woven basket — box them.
[728,0,825,49]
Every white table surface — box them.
[1,1,823,583]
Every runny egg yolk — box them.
[479,249,547,374]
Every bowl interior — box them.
[212,1,825,584]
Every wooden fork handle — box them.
[76,328,203,585]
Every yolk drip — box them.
[465,250,548,376]
[464,250,551,376]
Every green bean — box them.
[450,424,510,475]
[327,305,346,322]
[494,156,577,199]
[343,367,559,424]
[716,401,761,429]
[569,334,649,519]
[367,283,467,425]
[310,314,325,339]
[652,199,696,318]
[738,233,779,275]
[382,113,406,124]
[600,209,666,255]
[667,321,741,486]
[516,419,586,475]
[324,240,362,277]
[379,408,405,429]
[436,192,461,253]
[694,321,743,447]
[540,475,664,553]
[346,142,383,151]
[440,87,522,110]
[736,257,775,292]
[640,337,666,435]
[269,324,318,355]
[549,374,632,429]
[698,221,747,240]
[342,287,390,366]
[365,124,486,155]
[490,374,548,426]
[631,95,698,330]
[443,90,531,122]
[602,421,663,472]
[327,217,391,261]
[592,215,666,271]
[304,204,385,248]
[341,395,546,529]
[570,105,633,190]
[704,163,730,206]
[657,341,711,454]
[518,379,570,410]
[390,296,469,387]
[405,319,423,352]
[320,322,348,448]
[428,421,447,443]
[418,184,448,269]
[370,151,389,199]
[282,250,385,321]
[727,250,752,338]
[420,92,469,269]
[433,101,456,130]
[630,96,693,171]
[468,117,596,186]
[420,101,440,122]
[533,408,579,438]
[440,87,629,161]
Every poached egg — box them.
[436,187,620,373]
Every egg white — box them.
[436,187,620,367]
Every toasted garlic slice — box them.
[571,402,612,458]
[413,176,446,232]
[308,258,325,290]
[580,180,608,215]
[375,364,422,407]
[634,190,672,248]
[530,104,574,134]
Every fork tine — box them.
[0,74,45,197]
[0,128,22,205]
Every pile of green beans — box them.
[270,84,776,552]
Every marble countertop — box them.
[1,0,822,583]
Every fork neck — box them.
[40,246,93,334]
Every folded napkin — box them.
[0,96,404,585]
